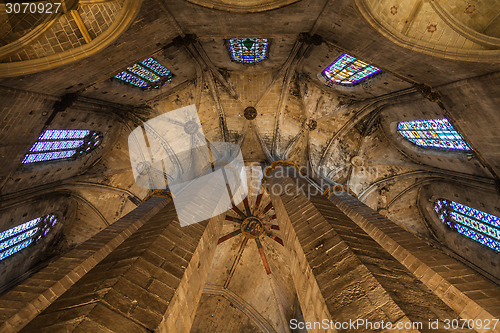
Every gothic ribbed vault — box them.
[0,0,499,332]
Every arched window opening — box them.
[114,57,174,89]
[22,130,101,164]
[322,53,381,86]
[0,215,57,261]
[228,38,269,64]
[397,119,471,151]
[434,199,499,252]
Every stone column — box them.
[327,190,500,333]
[0,196,169,332]
[4,198,222,332]
[267,165,489,332]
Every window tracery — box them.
[434,199,499,252]
[228,38,269,64]
[22,130,101,164]
[0,215,57,261]
[322,53,381,86]
[397,119,471,151]
[114,57,174,89]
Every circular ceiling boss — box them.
[244,106,257,120]
[307,119,317,130]
[240,216,264,239]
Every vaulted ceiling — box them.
[0,0,499,327]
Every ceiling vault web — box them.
[282,124,305,159]
[70,192,109,226]
[436,97,500,185]
[204,69,229,142]
[192,41,239,100]
[0,180,142,212]
[317,87,419,168]
[153,0,184,35]
[298,76,318,172]
[357,168,498,202]
[344,112,379,186]
[202,284,278,333]
[194,65,203,111]
[271,40,310,157]
[253,123,273,162]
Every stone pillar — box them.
[267,166,491,332]
[0,196,169,333]
[327,190,500,333]
[4,199,222,332]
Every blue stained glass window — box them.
[30,140,84,152]
[0,240,33,261]
[0,215,57,261]
[0,218,40,242]
[127,64,160,83]
[0,228,38,251]
[39,130,89,140]
[398,119,471,151]
[228,38,269,64]
[114,71,148,88]
[322,53,381,86]
[114,57,174,89]
[22,130,100,164]
[140,58,172,76]
[434,199,500,252]
[23,150,76,163]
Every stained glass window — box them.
[397,119,471,151]
[0,215,57,261]
[22,130,101,164]
[114,57,174,89]
[322,53,381,86]
[228,38,269,64]
[434,199,500,252]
